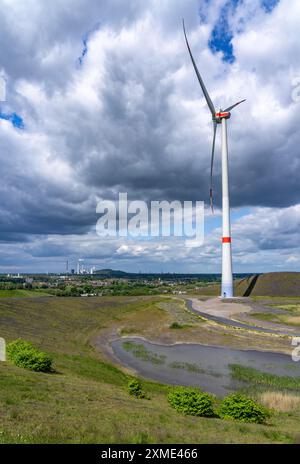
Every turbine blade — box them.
[224,99,246,112]
[210,121,217,214]
[182,19,215,117]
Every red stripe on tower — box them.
[222,237,231,243]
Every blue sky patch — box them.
[78,37,88,65]
[208,0,279,63]
[208,0,241,63]
[261,0,280,13]
[0,112,25,129]
[78,22,100,65]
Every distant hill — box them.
[93,269,128,277]
[197,272,300,297]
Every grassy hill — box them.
[0,296,300,443]
[195,272,300,297]
[236,272,300,297]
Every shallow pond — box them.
[112,338,300,396]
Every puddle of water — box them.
[112,338,300,397]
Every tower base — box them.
[221,282,233,298]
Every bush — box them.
[219,393,270,424]
[169,322,183,329]
[7,339,52,372]
[167,387,215,417]
[127,379,146,399]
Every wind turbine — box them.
[183,20,245,298]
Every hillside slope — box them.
[236,272,300,297]
[196,272,300,297]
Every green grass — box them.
[267,304,300,313]
[250,311,300,327]
[252,296,300,301]
[0,296,299,443]
[230,364,300,391]
[250,312,280,322]
[0,289,52,298]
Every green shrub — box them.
[167,387,215,417]
[7,339,52,372]
[169,322,183,329]
[127,379,146,399]
[6,339,31,358]
[219,393,270,424]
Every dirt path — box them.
[189,297,252,318]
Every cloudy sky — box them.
[0,0,299,274]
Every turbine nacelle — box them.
[213,111,231,123]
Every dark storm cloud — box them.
[0,0,146,84]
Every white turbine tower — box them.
[183,20,245,299]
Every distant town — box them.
[0,269,253,297]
